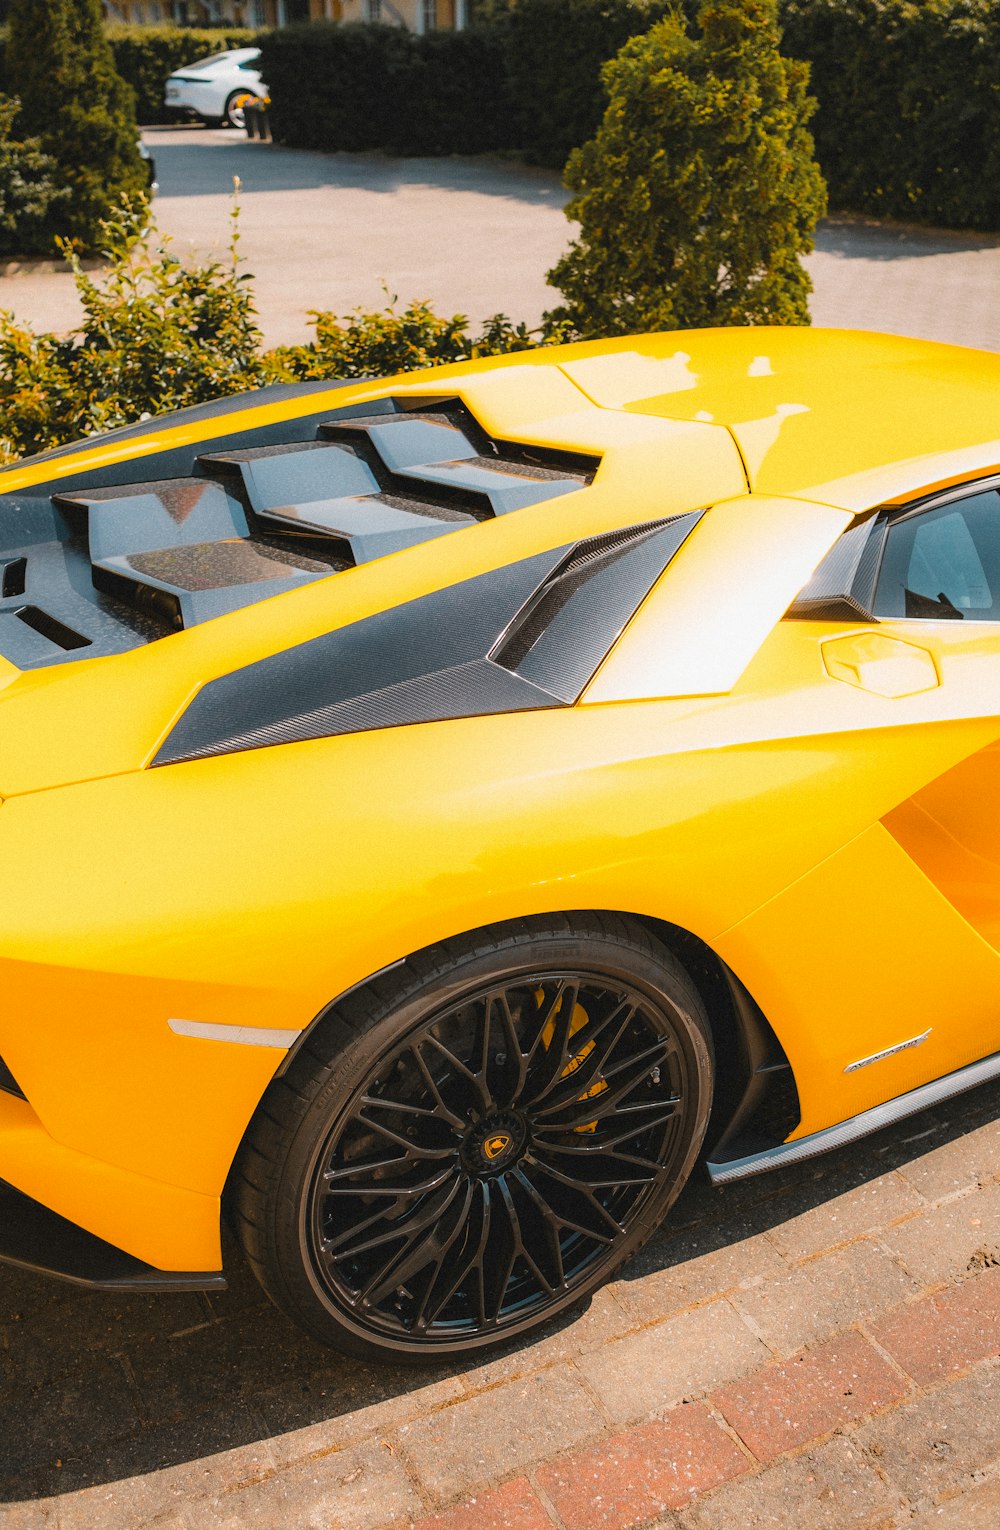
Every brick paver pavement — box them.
[3,1077,1000,1529]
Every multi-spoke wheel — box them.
[233,916,713,1360]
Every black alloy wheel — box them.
[233,916,714,1361]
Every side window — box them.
[874,486,1000,621]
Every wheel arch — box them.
[270,908,801,1173]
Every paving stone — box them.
[734,1240,918,1356]
[455,1285,634,1390]
[908,1473,1000,1527]
[614,1218,789,1327]
[869,1265,1000,1385]
[853,1360,1000,1502]
[0,1498,58,1528]
[893,1114,1000,1203]
[763,1174,924,1263]
[535,1403,749,1529]
[711,1332,908,1463]
[676,1434,904,1530]
[261,1375,464,1466]
[878,1182,1000,1288]
[577,1299,769,1425]
[404,1476,553,1530]
[398,1367,602,1503]
[31,1403,275,1529]
[200,1437,422,1530]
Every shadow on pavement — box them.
[2,1076,998,1504]
[816,214,1000,260]
[145,125,568,206]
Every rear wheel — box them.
[223,89,255,129]
[232,915,713,1361]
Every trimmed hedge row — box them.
[781,0,1000,230]
[261,3,673,165]
[0,27,267,124]
[262,0,1000,230]
[106,26,266,124]
[262,22,512,155]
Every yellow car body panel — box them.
[1,327,1000,1281]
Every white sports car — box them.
[164,47,265,129]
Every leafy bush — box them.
[0,201,563,465]
[106,26,265,125]
[548,0,827,334]
[6,0,146,252]
[0,94,69,257]
[0,200,268,462]
[780,0,1000,230]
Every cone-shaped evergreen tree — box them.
[547,0,827,334]
[7,0,146,251]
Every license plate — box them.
[166,87,179,99]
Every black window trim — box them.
[787,470,1000,625]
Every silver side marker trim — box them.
[168,1018,299,1049]
[706,1045,1000,1185]
[844,1028,932,1073]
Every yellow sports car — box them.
[1,327,999,1361]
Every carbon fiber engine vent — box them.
[0,397,599,669]
[154,512,702,766]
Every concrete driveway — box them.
[1,125,999,351]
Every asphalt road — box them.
[1,125,999,351]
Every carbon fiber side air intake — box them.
[154,513,702,766]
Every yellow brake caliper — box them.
[539,990,607,1131]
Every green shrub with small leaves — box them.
[0,199,268,463]
[547,0,827,335]
[0,202,564,465]
[0,94,70,257]
[6,0,147,252]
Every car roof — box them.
[558,328,1000,511]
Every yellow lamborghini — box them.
[1,327,999,1361]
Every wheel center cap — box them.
[463,1112,528,1174]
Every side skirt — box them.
[706,1046,1000,1185]
[0,1182,226,1292]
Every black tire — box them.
[231,914,714,1362]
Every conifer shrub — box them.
[6,0,146,251]
[547,0,827,334]
[0,94,69,257]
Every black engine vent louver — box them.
[0,397,599,670]
[154,511,703,766]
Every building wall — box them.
[105,0,462,25]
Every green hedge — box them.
[106,26,267,124]
[505,0,673,168]
[261,22,511,155]
[780,0,1000,230]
